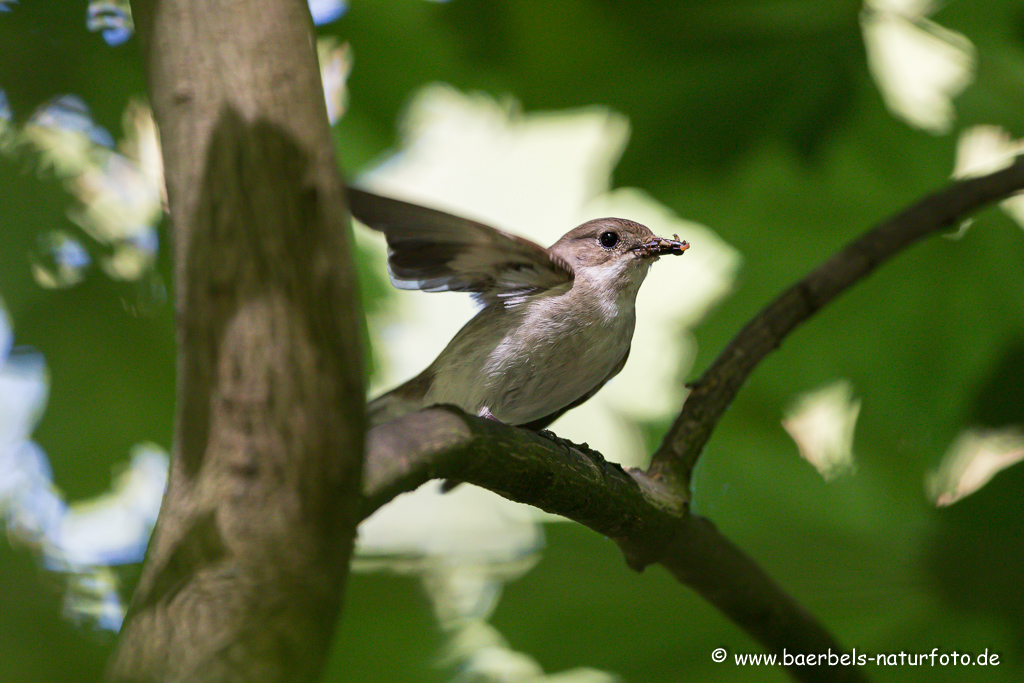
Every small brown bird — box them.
[348,187,689,430]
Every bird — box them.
[348,186,689,431]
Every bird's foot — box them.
[477,406,502,422]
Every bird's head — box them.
[548,218,689,296]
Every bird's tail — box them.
[365,368,435,428]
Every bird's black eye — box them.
[599,231,619,249]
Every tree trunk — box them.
[108,1,365,681]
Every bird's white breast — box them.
[425,260,643,425]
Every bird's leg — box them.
[477,406,501,422]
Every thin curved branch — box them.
[363,409,867,683]
[362,408,684,540]
[647,155,1024,490]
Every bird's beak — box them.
[632,235,690,259]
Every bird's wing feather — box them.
[347,186,574,305]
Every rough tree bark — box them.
[107,1,365,682]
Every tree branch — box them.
[647,155,1024,490]
[363,410,866,683]
[361,409,683,543]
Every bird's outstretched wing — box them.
[347,186,574,305]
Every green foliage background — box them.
[2,1,1023,681]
